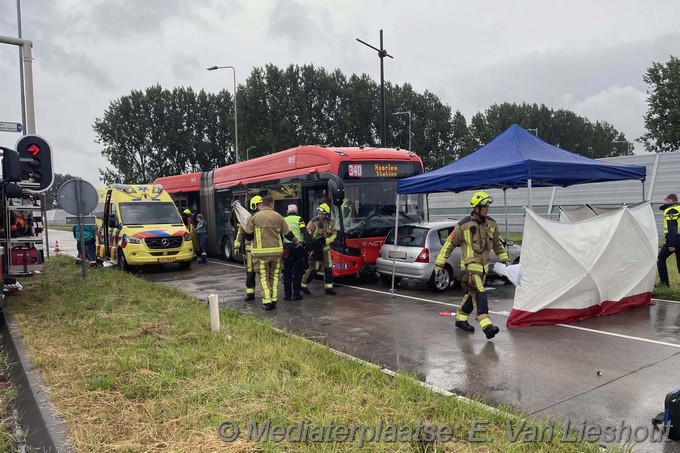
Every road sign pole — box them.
[75,179,87,279]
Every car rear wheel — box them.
[380,274,401,287]
[428,266,451,292]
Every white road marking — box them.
[207,259,680,349]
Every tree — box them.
[94,85,231,184]
[44,173,78,210]
[468,103,630,158]
[640,55,680,152]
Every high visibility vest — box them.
[663,205,680,234]
[284,214,303,243]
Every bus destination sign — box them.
[342,162,419,179]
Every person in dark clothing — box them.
[658,193,680,287]
[282,204,311,301]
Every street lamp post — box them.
[246,146,255,160]
[207,65,239,163]
[526,128,538,137]
[612,140,633,155]
[393,111,411,151]
[357,30,393,147]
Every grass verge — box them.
[0,348,17,451]
[6,256,628,452]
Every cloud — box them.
[268,0,333,53]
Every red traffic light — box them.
[27,144,40,156]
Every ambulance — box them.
[95,184,194,270]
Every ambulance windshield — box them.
[119,202,183,225]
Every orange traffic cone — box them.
[54,240,60,253]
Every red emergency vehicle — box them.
[154,145,425,277]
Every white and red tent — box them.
[507,203,657,328]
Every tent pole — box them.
[503,189,509,241]
[390,192,399,298]
[547,187,557,219]
[528,179,533,210]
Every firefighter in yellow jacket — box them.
[434,191,510,339]
[233,195,262,301]
[243,196,300,310]
[300,203,337,295]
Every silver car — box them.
[375,221,521,292]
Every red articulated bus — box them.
[154,145,425,278]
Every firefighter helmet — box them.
[317,203,331,214]
[249,195,263,210]
[183,208,191,215]
[470,191,493,208]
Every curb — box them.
[1,310,73,452]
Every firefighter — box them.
[283,204,311,301]
[300,203,337,296]
[243,196,300,310]
[233,195,262,301]
[434,191,510,340]
[658,193,680,287]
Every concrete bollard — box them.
[209,294,220,332]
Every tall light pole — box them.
[612,140,633,155]
[357,30,393,147]
[207,65,239,163]
[393,111,411,151]
[246,146,255,160]
[526,128,538,137]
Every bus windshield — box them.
[119,202,183,225]
[339,180,425,238]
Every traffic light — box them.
[0,147,21,182]
[15,134,53,192]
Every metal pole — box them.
[16,0,26,134]
[356,31,393,148]
[207,65,238,163]
[503,189,509,241]
[404,111,411,151]
[231,67,239,163]
[390,192,399,297]
[75,179,87,278]
[379,30,386,147]
[22,41,35,134]
[547,186,557,219]
[528,179,533,210]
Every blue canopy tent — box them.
[384,124,647,295]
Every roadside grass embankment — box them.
[5,257,629,451]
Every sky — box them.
[0,0,678,187]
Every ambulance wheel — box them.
[117,249,130,272]
[222,238,234,261]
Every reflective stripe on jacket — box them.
[245,207,291,258]
[664,204,680,246]
[435,214,509,275]
[307,218,336,251]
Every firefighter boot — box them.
[478,315,499,339]
[301,286,311,295]
[454,311,474,332]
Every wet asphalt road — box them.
[46,230,680,452]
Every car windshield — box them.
[119,202,182,225]
[384,225,429,247]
